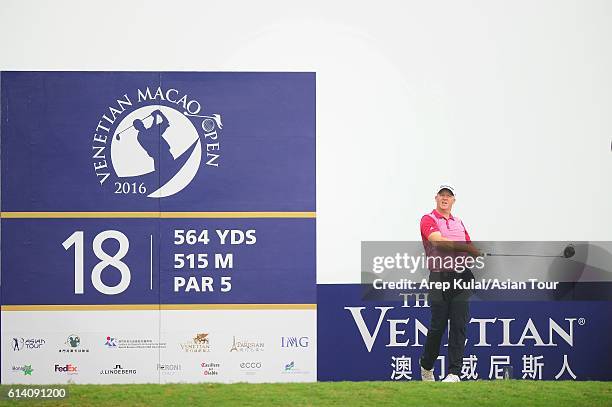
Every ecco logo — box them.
[240,362,262,369]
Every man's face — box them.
[435,189,455,212]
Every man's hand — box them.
[466,244,483,258]
[428,232,483,257]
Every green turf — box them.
[0,381,610,406]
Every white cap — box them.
[436,183,455,196]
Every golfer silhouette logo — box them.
[131,109,171,173]
[12,338,24,351]
[110,105,208,198]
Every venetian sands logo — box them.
[92,86,223,198]
[180,333,212,352]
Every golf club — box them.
[484,244,575,259]
[183,112,223,129]
[114,113,154,141]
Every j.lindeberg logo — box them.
[91,86,223,198]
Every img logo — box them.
[281,336,310,348]
[92,86,223,198]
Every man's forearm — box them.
[431,238,481,256]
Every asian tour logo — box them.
[92,86,222,198]
[12,337,46,351]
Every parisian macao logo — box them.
[229,335,265,352]
[92,86,223,198]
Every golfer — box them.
[134,109,172,173]
[419,184,481,382]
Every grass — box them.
[0,381,610,406]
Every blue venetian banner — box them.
[317,284,612,381]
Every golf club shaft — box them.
[183,112,219,119]
[116,113,153,137]
[485,253,563,258]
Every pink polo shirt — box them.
[420,209,471,243]
[420,209,471,272]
